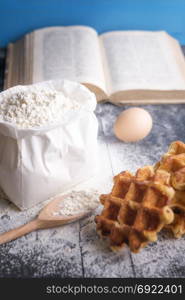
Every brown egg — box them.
[113,107,153,142]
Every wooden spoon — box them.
[0,193,92,245]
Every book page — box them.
[32,26,107,96]
[4,38,25,90]
[100,31,185,95]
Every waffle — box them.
[95,166,175,253]
[155,141,185,237]
[166,191,185,238]
[155,141,185,190]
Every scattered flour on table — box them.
[0,88,81,128]
[53,190,100,216]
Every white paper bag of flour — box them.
[0,80,98,210]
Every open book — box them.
[4,26,185,104]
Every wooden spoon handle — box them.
[0,219,40,245]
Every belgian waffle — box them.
[95,166,175,253]
[155,141,185,237]
[166,191,185,238]
[155,141,185,190]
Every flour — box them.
[53,190,100,216]
[0,88,81,128]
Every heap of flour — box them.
[0,88,81,128]
[53,190,100,216]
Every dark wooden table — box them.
[0,48,185,278]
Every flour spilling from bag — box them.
[0,80,98,210]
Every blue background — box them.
[0,0,185,46]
